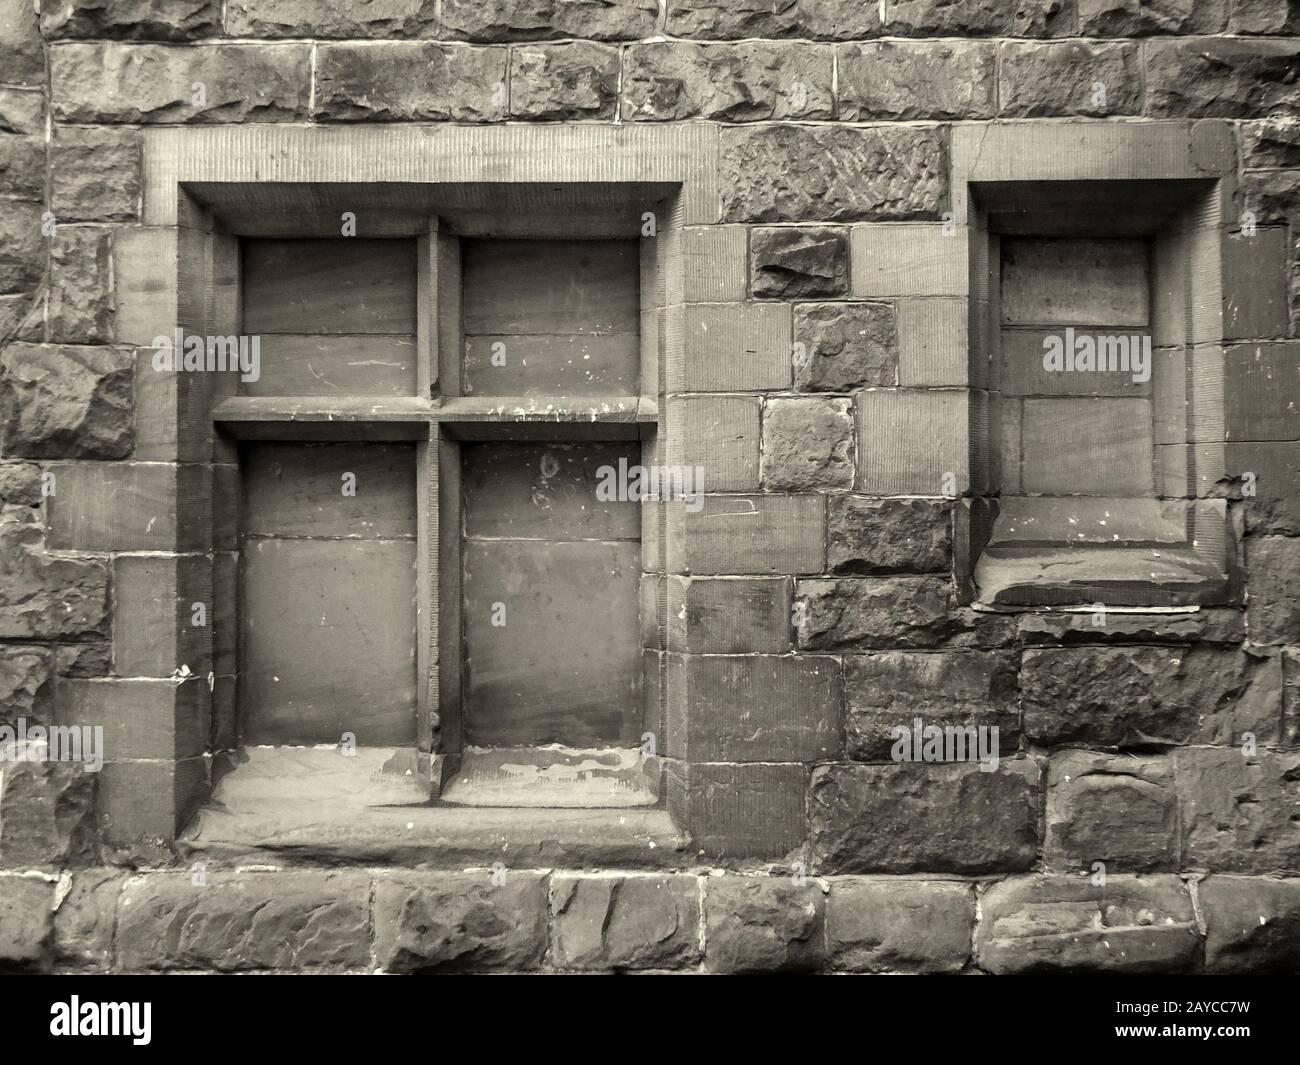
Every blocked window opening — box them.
[968,178,1235,607]
[240,441,418,746]
[999,237,1155,497]
[439,237,656,808]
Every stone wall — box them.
[2,0,1300,973]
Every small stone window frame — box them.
[113,124,718,855]
[951,120,1271,609]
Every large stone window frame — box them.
[952,121,1254,609]
[114,124,718,856]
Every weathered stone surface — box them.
[0,461,41,506]
[0,876,53,968]
[226,0,437,37]
[826,878,974,973]
[0,344,133,458]
[50,127,141,222]
[838,41,995,120]
[793,302,896,392]
[751,226,848,299]
[1230,0,1300,33]
[315,43,506,121]
[51,43,311,123]
[828,496,950,574]
[976,876,1199,974]
[0,201,44,294]
[1078,0,1227,35]
[1201,876,1300,972]
[0,758,96,867]
[1046,751,1177,873]
[844,651,1018,761]
[797,576,975,650]
[1247,537,1300,644]
[1286,647,1300,745]
[1175,748,1300,874]
[1021,646,1283,747]
[41,1,219,39]
[0,133,43,200]
[704,877,825,973]
[0,300,40,348]
[48,230,115,345]
[0,645,50,719]
[762,397,854,491]
[117,872,370,971]
[1016,609,1246,646]
[623,42,832,122]
[509,42,619,120]
[373,872,547,972]
[999,42,1142,117]
[0,89,43,135]
[54,643,112,680]
[1146,39,1300,118]
[881,0,1072,36]
[0,510,109,638]
[443,0,656,41]
[1243,117,1300,169]
[54,870,124,969]
[0,0,44,86]
[551,875,700,970]
[1244,169,1300,226]
[809,760,1041,874]
[721,125,945,223]
[665,0,808,38]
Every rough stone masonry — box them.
[1,0,1299,975]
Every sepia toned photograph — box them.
[0,0,1297,1028]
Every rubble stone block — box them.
[509,42,619,120]
[1045,751,1178,873]
[226,0,438,37]
[750,226,849,299]
[51,43,311,123]
[762,396,854,491]
[838,41,995,120]
[0,876,54,968]
[0,512,109,639]
[976,875,1199,974]
[1201,876,1300,972]
[372,872,548,972]
[0,758,97,868]
[809,759,1041,874]
[1175,747,1300,874]
[1021,646,1283,748]
[443,0,656,41]
[623,41,832,122]
[792,301,896,391]
[117,872,370,971]
[843,650,1018,761]
[50,128,142,222]
[314,42,507,121]
[0,344,133,459]
[999,41,1142,117]
[1247,537,1300,644]
[551,875,700,970]
[827,878,973,973]
[704,876,825,973]
[827,496,950,574]
[40,0,222,40]
[1146,38,1300,118]
[721,125,945,223]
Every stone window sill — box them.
[971,497,1236,609]
[179,747,685,868]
